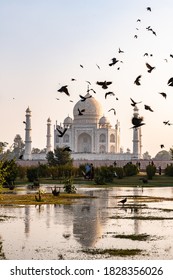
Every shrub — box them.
[146,164,156,179]
[115,167,124,179]
[165,164,173,176]
[63,178,76,193]
[94,166,114,184]
[26,167,39,182]
[123,163,138,176]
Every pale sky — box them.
[1,0,173,157]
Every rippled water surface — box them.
[0,186,173,260]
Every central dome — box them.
[73,93,103,124]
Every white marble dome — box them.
[99,115,110,125]
[64,116,73,124]
[73,93,103,124]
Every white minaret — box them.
[132,106,142,159]
[46,117,52,153]
[115,120,120,152]
[23,107,32,160]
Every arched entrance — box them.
[77,133,92,153]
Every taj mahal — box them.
[22,92,142,162]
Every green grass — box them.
[14,173,173,188]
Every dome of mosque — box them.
[99,115,110,125]
[73,93,103,124]
[64,116,73,124]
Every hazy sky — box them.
[1,0,173,157]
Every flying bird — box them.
[71,78,76,81]
[108,108,116,115]
[118,48,124,53]
[78,108,85,115]
[144,53,148,56]
[134,75,142,85]
[96,64,100,69]
[144,104,154,112]
[57,85,70,96]
[146,62,155,73]
[105,91,115,99]
[130,98,142,107]
[56,127,67,137]
[167,77,173,86]
[160,144,164,149]
[137,19,141,22]
[131,116,145,129]
[109,57,119,66]
[80,64,84,68]
[158,92,167,99]
[170,54,173,58]
[96,81,112,89]
[134,35,138,39]
[163,120,171,125]
[79,94,92,101]
[23,121,26,124]
[146,7,151,11]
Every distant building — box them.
[22,92,142,161]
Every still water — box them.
[0,186,173,260]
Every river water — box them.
[0,185,173,260]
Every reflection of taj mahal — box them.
[54,92,120,155]
[23,92,142,161]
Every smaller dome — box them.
[64,116,73,124]
[26,107,31,113]
[47,117,51,123]
[99,115,110,125]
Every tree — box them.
[46,147,73,166]
[1,159,18,186]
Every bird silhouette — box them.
[118,198,127,205]
[108,108,116,115]
[137,19,141,22]
[163,120,172,125]
[146,7,151,11]
[96,81,112,89]
[168,77,173,86]
[79,94,92,101]
[56,127,67,137]
[134,35,138,39]
[144,53,148,56]
[23,121,26,124]
[105,91,115,99]
[139,177,148,183]
[118,48,124,53]
[134,75,142,85]
[146,63,155,73]
[144,104,154,112]
[158,92,167,99]
[57,85,70,96]
[170,54,173,58]
[160,144,164,149]
[71,78,76,81]
[109,57,119,66]
[131,116,145,128]
[78,108,85,115]
[130,98,142,107]
[63,146,72,152]
[96,64,100,69]
[80,64,84,68]
[51,186,60,196]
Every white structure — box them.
[23,107,32,160]
[132,106,142,159]
[22,95,142,161]
[54,92,121,156]
[46,117,52,153]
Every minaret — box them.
[23,107,32,160]
[115,120,120,152]
[46,117,51,153]
[132,106,142,159]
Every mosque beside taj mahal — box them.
[22,92,142,163]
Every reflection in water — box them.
[0,186,173,259]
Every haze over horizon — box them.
[1,0,173,158]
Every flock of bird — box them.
[55,6,173,151]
